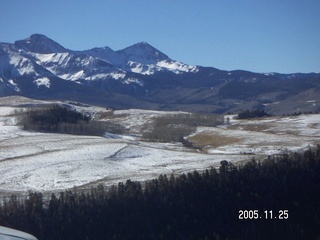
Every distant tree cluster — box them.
[143,113,224,142]
[237,109,270,119]
[1,146,319,239]
[19,105,124,136]
[33,105,90,123]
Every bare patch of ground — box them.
[188,133,241,148]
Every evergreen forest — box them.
[0,147,319,240]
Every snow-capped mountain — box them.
[0,34,319,115]
[118,41,169,64]
[114,42,197,75]
[0,34,199,91]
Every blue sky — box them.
[1,0,319,73]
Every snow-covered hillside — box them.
[0,97,319,195]
[0,100,232,193]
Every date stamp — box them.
[239,210,288,220]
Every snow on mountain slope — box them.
[0,34,199,91]
[2,34,318,115]
[126,59,198,75]
[156,59,198,74]
[0,43,55,90]
[32,52,122,81]
[118,42,198,75]
[33,77,51,88]
[0,44,36,77]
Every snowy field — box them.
[0,97,319,195]
[189,115,320,156]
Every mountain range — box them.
[1,34,319,115]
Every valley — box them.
[0,96,319,196]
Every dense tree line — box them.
[0,147,320,239]
[20,105,124,136]
[237,109,270,119]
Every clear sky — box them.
[1,0,319,73]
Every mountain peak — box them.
[30,33,51,40]
[135,41,151,47]
[117,41,169,64]
[14,34,67,54]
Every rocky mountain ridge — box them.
[0,34,319,115]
